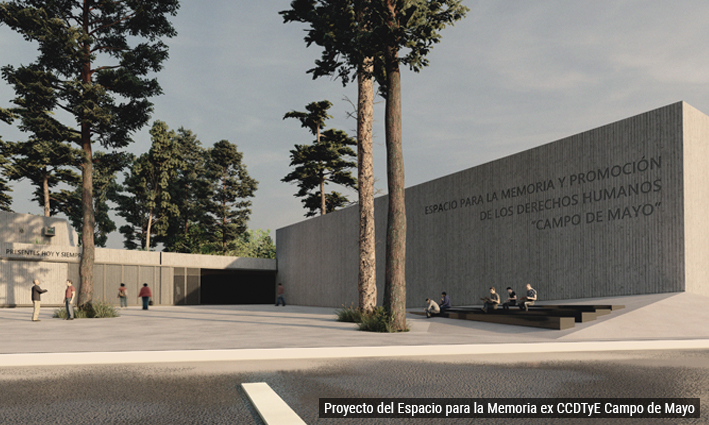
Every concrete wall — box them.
[1,239,277,307]
[683,104,709,296]
[0,258,79,306]
[0,211,78,246]
[161,252,276,271]
[277,102,700,308]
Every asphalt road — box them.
[0,349,706,425]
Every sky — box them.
[2,0,709,249]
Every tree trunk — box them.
[145,209,153,250]
[317,122,327,216]
[78,0,95,307]
[383,37,407,331]
[222,180,228,254]
[357,56,377,314]
[79,128,95,307]
[42,171,50,217]
[320,174,326,215]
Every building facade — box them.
[276,102,709,307]
[0,212,276,307]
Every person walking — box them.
[64,280,76,320]
[275,283,286,306]
[138,283,152,310]
[117,283,128,309]
[31,279,48,322]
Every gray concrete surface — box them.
[0,350,707,424]
[2,292,708,424]
[277,102,708,308]
[1,292,708,366]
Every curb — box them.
[2,339,709,367]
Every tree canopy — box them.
[283,100,357,217]
[114,121,181,250]
[283,128,357,217]
[0,0,180,305]
[205,140,258,254]
[3,136,80,217]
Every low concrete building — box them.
[276,101,709,308]
[0,211,277,307]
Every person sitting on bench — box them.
[502,287,517,310]
[424,298,440,318]
[480,287,500,313]
[518,283,537,311]
[439,292,451,313]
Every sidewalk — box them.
[1,292,708,366]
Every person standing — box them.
[138,283,152,310]
[64,280,76,320]
[31,279,48,322]
[275,283,286,306]
[117,283,128,309]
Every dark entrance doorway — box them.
[200,269,276,305]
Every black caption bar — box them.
[319,398,700,419]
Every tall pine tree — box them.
[283,100,357,217]
[374,0,468,330]
[205,140,257,255]
[158,128,211,253]
[114,121,181,250]
[282,0,379,313]
[283,0,468,329]
[0,0,179,306]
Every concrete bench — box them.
[410,310,575,330]
[412,304,624,330]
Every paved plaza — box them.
[1,292,708,424]
[1,292,709,363]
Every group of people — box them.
[117,283,154,310]
[423,284,538,317]
[424,292,451,318]
[481,284,537,312]
[29,279,154,321]
[31,279,76,321]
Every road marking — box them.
[242,382,307,425]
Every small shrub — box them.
[74,308,90,319]
[335,304,363,323]
[357,306,409,333]
[91,301,120,318]
[53,301,119,319]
